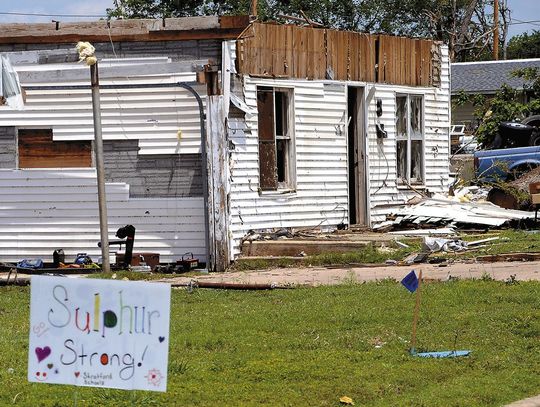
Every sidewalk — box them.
[505,395,540,407]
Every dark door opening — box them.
[347,87,367,226]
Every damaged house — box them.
[0,18,450,271]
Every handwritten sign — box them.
[28,276,171,392]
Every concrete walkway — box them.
[164,260,540,287]
[505,395,540,407]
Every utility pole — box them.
[493,0,499,60]
[90,62,111,273]
[252,0,257,17]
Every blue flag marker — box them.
[401,270,419,293]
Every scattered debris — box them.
[339,396,355,405]
[375,194,534,231]
[394,240,410,248]
[403,252,429,264]
[451,186,489,203]
[388,227,456,236]
[423,237,467,252]
[411,350,471,358]
[422,236,500,253]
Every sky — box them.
[0,0,538,40]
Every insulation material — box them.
[0,55,24,110]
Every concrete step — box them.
[241,239,387,257]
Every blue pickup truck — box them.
[474,145,540,181]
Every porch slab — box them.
[241,235,397,257]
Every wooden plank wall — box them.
[237,23,437,87]
[377,35,433,86]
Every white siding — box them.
[228,45,450,256]
[0,56,207,264]
[228,78,349,257]
[367,45,450,221]
[0,59,206,155]
[0,169,205,263]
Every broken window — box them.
[18,129,92,168]
[256,86,295,191]
[395,95,424,185]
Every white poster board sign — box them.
[28,276,171,392]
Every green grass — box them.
[432,229,540,261]
[234,230,540,271]
[1,280,539,406]
[233,242,421,271]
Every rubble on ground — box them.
[373,193,534,232]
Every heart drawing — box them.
[35,346,51,363]
[74,371,80,378]
[159,336,165,343]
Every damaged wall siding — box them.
[0,59,206,155]
[227,44,449,256]
[0,127,16,168]
[0,54,208,262]
[0,39,221,63]
[228,78,349,257]
[367,45,450,221]
[0,169,205,263]
[103,140,202,197]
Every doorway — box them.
[347,87,368,226]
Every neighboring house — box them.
[0,18,450,271]
[451,58,540,130]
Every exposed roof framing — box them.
[0,15,250,44]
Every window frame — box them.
[395,94,425,186]
[256,86,296,193]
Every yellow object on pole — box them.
[77,41,111,273]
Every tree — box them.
[507,30,540,60]
[107,0,252,19]
[454,68,540,146]
[107,0,510,62]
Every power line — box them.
[0,11,107,18]
[508,18,540,27]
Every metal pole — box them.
[178,83,212,272]
[493,0,499,60]
[410,270,423,353]
[90,62,111,273]
[24,81,210,271]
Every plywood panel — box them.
[18,129,92,168]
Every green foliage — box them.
[507,30,540,60]
[107,0,252,19]
[1,282,540,406]
[456,68,540,146]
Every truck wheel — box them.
[529,130,540,146]
[508,163,538,181]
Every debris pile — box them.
[373,194,534,232]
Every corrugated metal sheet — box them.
[0,59,206,155]
[0,169,205,263]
